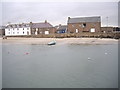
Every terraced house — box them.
[30,20,56,35]
[67,16,101,33]
[5,23,31,36]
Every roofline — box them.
[68,16,101,19]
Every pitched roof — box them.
[32,22,53,28]
[57,25,67,30]
[6,23,30,28]
[0,26,5,29]
[68,16,101,23]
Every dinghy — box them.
[48,41,56,45]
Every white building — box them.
[5,23,31,36]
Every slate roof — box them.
[0,26,5,29]
[68,16,101,23]
[57,25,67,30]
[32,22,53,28]
[6,23,30,28]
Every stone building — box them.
[101,27,113,33]
[30,20,56,35]
[0,26,5,36]
[67,16,101,33]
[55,24,67,34]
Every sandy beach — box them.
[0,37,118,45]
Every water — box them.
[0,43,2,89]
[2,43,118,88]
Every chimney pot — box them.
[68,17,70,20]
[45,20,47,23]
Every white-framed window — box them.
[90,28,95,32]
[17,32,19,34]
[13,32,15,34]
[17,28,19,30]
[8,32,10,34]
[45,31,49,34]
[76,29,78,33]
[27,28,29,30]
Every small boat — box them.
[48,41,56,45]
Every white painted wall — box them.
[5,27,31,36]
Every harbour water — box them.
[2,43,118,88]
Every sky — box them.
[0,0,119,27]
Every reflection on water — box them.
[2,44,118,88]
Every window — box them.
[76,29,78,33]
[23,28,24,30]
[90,28,95,32]
[23,31,24,34]
[27,28,29,30]
[17,32,19,34]
[82,23,86,28]
[13,32,15,34]
[17,28,19,30]
[45,31,49,34]
[8,32,10,34]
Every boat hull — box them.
[48,41,56,45]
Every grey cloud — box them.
[2,2,118,26]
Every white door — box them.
[35,31,37,35]
[45,31,49,34]
[90,28,95,32]
[76,29,78,33]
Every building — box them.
[101,27,113,33]
[67,16,101,33]
[55,24,67,34]
[30,20,56,35]
[113,27,120,33]
[0,26,5,36]
[5,23,31,36]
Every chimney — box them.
[59,24,61,27]
[30,22,32,24]
[45,20,47,23]
[68,17,70,20]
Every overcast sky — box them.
[1,1,119,27]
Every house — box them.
[5,23,31,36]
[101,27,113,33]
[30,20,56,35]
[55,24,67,34]
[113,27,120,33]
[0,26,5,36]
[67,16,101,33]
